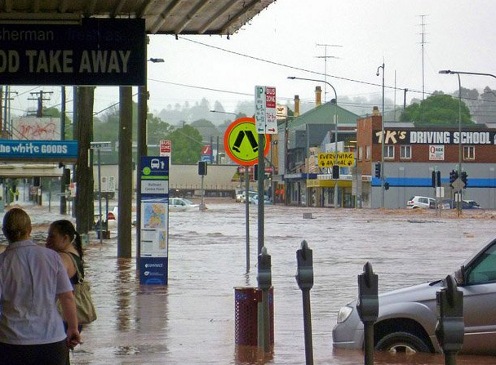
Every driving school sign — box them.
[0,18,145,86]
[224,117,270,166]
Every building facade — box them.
[281,102,496,209]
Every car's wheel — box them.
[376,332,430,354]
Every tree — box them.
[400,93,473,127]
[167,124,203,164]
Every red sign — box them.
[265,87,276,108]
[160,140,171,157]
[201,145,212,155]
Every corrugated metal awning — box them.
[0,0,276,35]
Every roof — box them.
[0,0,276,35]
[289,101,360,131]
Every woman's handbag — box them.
[58,254,97,325]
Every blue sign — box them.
[0,140,78,161]
[139,156,169,285]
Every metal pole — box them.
[457,73,462,217]
[60,86,67,214]
[333,106,339,208]
[257,134,265,254]
[380,63,385,208]
[97,148,103,244]
[302,289,313,365]
[244,166,250,273]
[306,123,310,207]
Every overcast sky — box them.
[11,0,496,119]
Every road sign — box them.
[160,140,171,157]
[90,141,112,152]
[255,85,278,134]
[318,152,355,167]
[224,117,270,166]
[452,177,465,191]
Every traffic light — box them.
[431,171,436,188]
[198,161,207,176]
[384,182,390,190]
[461,171,468,188]
[449,170,458,187]
[332,165,340,179]
[436,171,441,187]
[374,163,381,178]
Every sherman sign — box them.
[374,130,496,145]
[0,18,145,86]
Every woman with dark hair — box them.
[0,208,80,365]
[46,220,85,331]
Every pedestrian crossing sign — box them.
[224,117,270,166]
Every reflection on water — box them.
[71,204,496,364]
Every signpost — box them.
[255,86,278,134]
[90,141,112,244]
[138,156,169,285]
[159,140,171,158]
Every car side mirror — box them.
[454,266,465,285]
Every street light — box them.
[136,56,164,267]
[438,69,496,216]
[138,57,165,158]
[376,63,385,208]
[288,76,339,208]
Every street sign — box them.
[90,141,112,152]
[160,140,171,157]
[318,152,355,167]
[255,85,278,134]
[452,177,465,191]
[138,156,169,285]
[224,117,270,166]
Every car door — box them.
[459,241,496,355]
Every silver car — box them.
[332,238,496,355]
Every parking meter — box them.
[296,240,314,291]
[357,262,379,323]
[257,246,271,352]
[296,240,314,365]
[435,275,464,354]
[357,261,378,365]
[257,246,272,290]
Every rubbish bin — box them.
[234,287,274,346]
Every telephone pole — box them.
[28,90,53,117]
[316,43,342,102]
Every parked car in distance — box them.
[250,194,272,205]
[332,237,496,355]
[235,189,244,202]
[441,199,481,210]
[239,191,257,203]
[406,196,435,209]
[169,197,198,212]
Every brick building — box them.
[355,109,496,208]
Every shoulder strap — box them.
[66,253,84,284]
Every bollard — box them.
[356,262,378,365]
[435,275,464,365]
[295,240,314,365]
[257,246,272,353]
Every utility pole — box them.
[28,90,53,117]
[315,43,342,103]
[3,87,17,138]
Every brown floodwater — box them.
[32,202,495,365]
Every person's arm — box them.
[57,290,81,348]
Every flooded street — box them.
[18,201,496,364]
